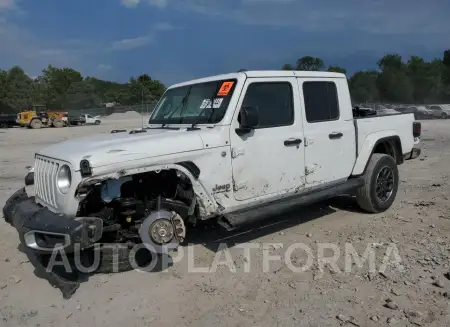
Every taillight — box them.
[413,121,421,138]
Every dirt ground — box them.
[0,117,449,327]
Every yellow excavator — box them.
[17,105,69,129]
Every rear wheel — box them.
[53,118,64,128]
[30,119,42,129]
[441,113,448,119]
[356,153,399,213]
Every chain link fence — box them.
[66,102,159,118]
[355,102,450,110]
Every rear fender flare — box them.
[351,130,401,176]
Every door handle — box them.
[284,138,302,146]
[329,132,343,139]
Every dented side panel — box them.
[228,76,306,201]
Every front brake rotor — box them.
[139,210,185,254]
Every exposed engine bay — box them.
[77,169,195,251]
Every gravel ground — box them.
[0,118,449,327]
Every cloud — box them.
[149,0,168,8]
[111,34,153,51]
[120,0,140,8]
[97,64,112,71]
[0,17,102,78]
[110,22,174,51]
[0,0,17,10]
[138,0,450,38]
[120,0,168,8]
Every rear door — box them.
[298,78,356,186]
[229,77,306,201]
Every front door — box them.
[229,77,306,201]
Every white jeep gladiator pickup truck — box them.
[3,70,421,258]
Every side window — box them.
[303,81,339,123]
[241,82,294,128]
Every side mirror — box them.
[236,106,258,135]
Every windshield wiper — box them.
[160,87,192,128]
[189,83,222,130]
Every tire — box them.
[441,113,448,119]
[52,118,64,128]
[95,120,100,125]
[356,153,399,213]
[30,119,42,129]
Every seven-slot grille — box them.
[34,156,59,207]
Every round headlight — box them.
[57,165,72,194]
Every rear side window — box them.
[303,82,339,123]
[242,82,294,128]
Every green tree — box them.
[349,71,379,103]
[281,64,294,70]
[442,50,450,93]
[296,56,325,71]
[41,65,83,108]
[376,54,413,103]
[3,66,34,110]
[327,66,347,75]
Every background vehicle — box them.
[395,106,434,120]
[376,107,398,115]
[3,70,422,273]
[68,115,86,126]
[82,114,101,125]
[426,105,450,119]
[17,105,69,129]
[0,113,19,128]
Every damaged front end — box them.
[3,187,103,253]
[74,168,197,251]
[2,164,215,299]
[5,167,204,254]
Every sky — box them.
[0,0,449,85]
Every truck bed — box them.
[354,112,416,158]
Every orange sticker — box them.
[217,81,234,96]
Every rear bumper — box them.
[2,188,102,253]
[404,147,421,160]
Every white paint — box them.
[81,114,101,124]
[298,77,356,186]
[32,70,419,219]
[229,76,306,201]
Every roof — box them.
[170,70,346,88]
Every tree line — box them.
[282,50,450,104]
[1,50,449,114]
[0,65,165,113]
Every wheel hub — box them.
[375,166,395,202]
[150,219,174,245]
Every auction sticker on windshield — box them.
[200,98,223,109]
[217,81,234,96]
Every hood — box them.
[37,128,205,169]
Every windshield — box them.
[149,79,237,125]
